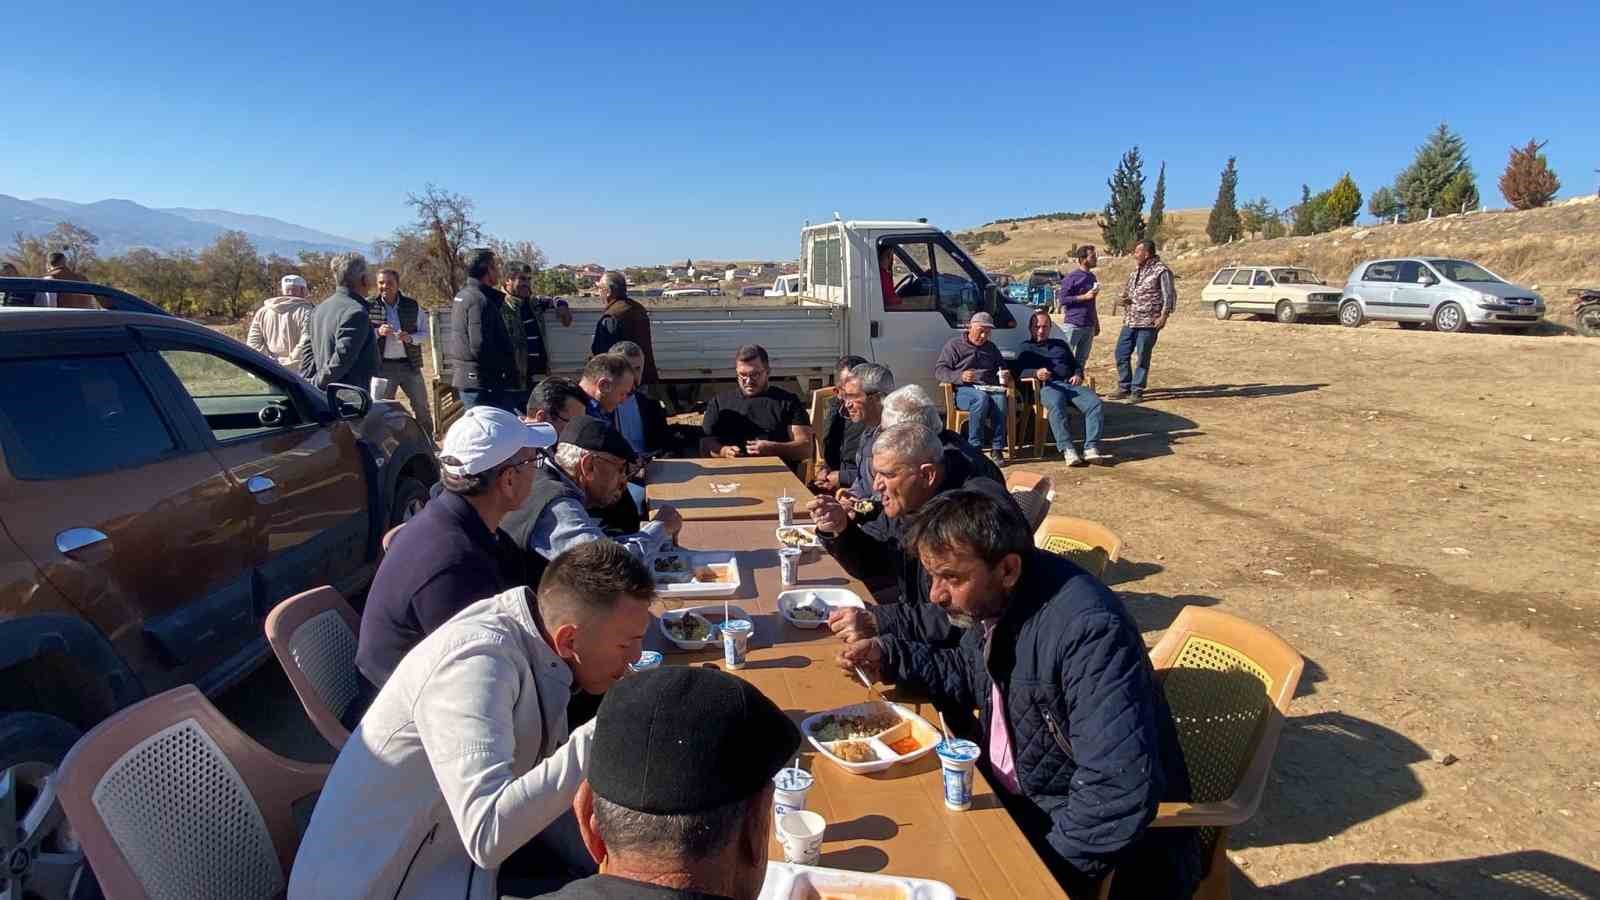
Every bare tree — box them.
[45,222,101,269]
[488,238,548,273]
[405,184,482,300]
[7,231,49,274]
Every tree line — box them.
[1098,124,1566,253]
[2,184,577,319]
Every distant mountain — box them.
[0,194,370,258]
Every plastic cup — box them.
[776,495,796,526]
[773,767,815,818]
[368,376,391,398]
[721,619,753,669]
[628,650,662,674]
[779,548,802,586]
[936,739,980,811]
[775,810,826,865]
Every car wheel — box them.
[0,713,99,900]
[1433,302,1468,333]
[390,476,431,528]
[1397,321,1422,330]
[1338,300,1364,328]
[1276,300,1298,324]
[1213,301,1231,320]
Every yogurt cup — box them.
[776,495,796,526]
[772,767,815,817]
[775,810,826,865]
[935,739,980,811]
[721,618,754,669]
[628,650,662,674]
[778,547,802,586]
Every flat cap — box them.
[560,415,639,466]
[590,667,801,815]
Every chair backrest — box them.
[56,685,329,900]
[265,587,362,750]
[939,382,961,431]
[1003,471,1055,531]
[809,385,836,463]
[1033,514,1122,577]
[1148,606,1303,855]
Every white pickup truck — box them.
[764,274,803,298]
[430,218,1052,414]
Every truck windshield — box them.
[1427,260,1501,283]
[1271,268,1324,284]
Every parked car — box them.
[0,287,437,900]
[1201,265,1342,323]
[1339,258,1546,332]
[764,273,803,297]
[739,285,766,297]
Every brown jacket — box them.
[592,298,658,383]
[44,265,96,309]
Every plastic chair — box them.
[265,587,363,751]
[55,685,329,900]
[940,380,1018,459]
[1109,607,1304,900]
[1018,376,1098,458]
[1033,514,1122,578]
[1003,471,1055,531]
[809,385,836,464]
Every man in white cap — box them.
[246,274,315,366]
[355,406,557,696]
[934,311,1011,464]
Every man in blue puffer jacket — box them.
[839,489,1201,899]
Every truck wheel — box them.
[1338,300,1364,328]
[1276,300,1298,324]
[0,713,99,900]
[1213,301,1231,320]
[1433,302,1468,333]
[389,476,431,528]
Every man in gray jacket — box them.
[295,252,379,390]
[288,540,657,900]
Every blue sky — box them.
[3,0,1596,265]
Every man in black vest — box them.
[371,268,434,439]
[500,416,683,588]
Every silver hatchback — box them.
[1339,258,1545,332]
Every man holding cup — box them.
[934,312,1010,465]
[370,268,434,439]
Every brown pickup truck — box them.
[0,285,437,900]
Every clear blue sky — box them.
[4,0,1596,265]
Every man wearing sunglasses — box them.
[502,416,683,588]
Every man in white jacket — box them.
[288,539,656,900]
[246,275,315,366]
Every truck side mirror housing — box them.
[326,384,372,420]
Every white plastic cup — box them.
[721,619,753,669]
[772,767,815,818]
[369,376,391,398]
[778,548,802,586]
[936,739,980,811]
[776,495,796,526]
[628,650,662,674]
[776,810,826,865]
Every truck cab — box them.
[764,274,803,297]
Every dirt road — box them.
[222,310,1600,898]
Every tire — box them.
[1213,301,1231,320]
[389,475,431,528]
[1339,300,1364,328]
[0,713,99,900]
[1276,300,1298,324]
[1575,306,1600,337]
[1397,321,1422,330]
[1433,302,1468,333]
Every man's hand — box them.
[557,306,573,327]
[1034,367,1051,382]
[837,638,885,683]
[828,607,877,643]
[377,324,395,337]
[398,331,413,344]
[1068,373,1083,386]
[652,504,684,538]
[745,439,778,457]
[811,467,840,492]
[1155,312,1170,330]
[716,445,743,459]
[808,495,850,535]
[960,369,977,384]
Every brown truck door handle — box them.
[56,528,109,554]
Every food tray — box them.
[801,701,941,775]
[650,550,741,598]
[777,588,865,630]
[657,604,752,651]
[775,524,822,551]
[759,861,955,900]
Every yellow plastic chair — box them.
[1104,606,1304,900]
[940,380,1018,460]
[1033,514,1122,578]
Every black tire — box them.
[1433,302,1468,333]
[1397,321,1423,330]
[1578,306,1600,338]
[389,476,431,528]
[0,713,100,900]
[1339,300,1364,328]
[1213,301,1231,320]
[1276,300,1298,324]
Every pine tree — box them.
[1205,157,1242,244]
[1367,186,1402,222]
[1321,174,1363,229]
[1499,139,1561,210]
[1147,162,1168,243]
[1100,147,1147,254]
[1395,123,1476,221]
[1291,184,1316,235]
[1239,197,1273,237]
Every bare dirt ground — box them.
[219,308,1600,898]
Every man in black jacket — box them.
[296,252,380,390]
[448,248,522,413]
[810,355,868,493]
[839,490,1201,900]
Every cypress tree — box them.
[1206,157,1242,244]
[1100,147,1147,254]
[1147,162,1168,243]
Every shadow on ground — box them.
[1096,403,1203,463]
[1118,591,1220,633]
[1236,850,1600,899]
[1139,382,1329,401]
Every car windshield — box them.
[1428,260,1501,283]
[1272,268,1324,285]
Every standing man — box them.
[509,261,574,381]
[371,268,434,440]
[1058,246,1100,374]
[296,252,380,391]
[934,312,1010,464]
[700,344,813,470]
[1015,310,1109,465]
[591,272,658,386]
[247,274,315,367]
[40,251,93,308]
[1114,239,1176,403]
[500,262,533,398]
[449,248,522,413]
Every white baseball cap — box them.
[440,407,557,477]
[281,274,308,292]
